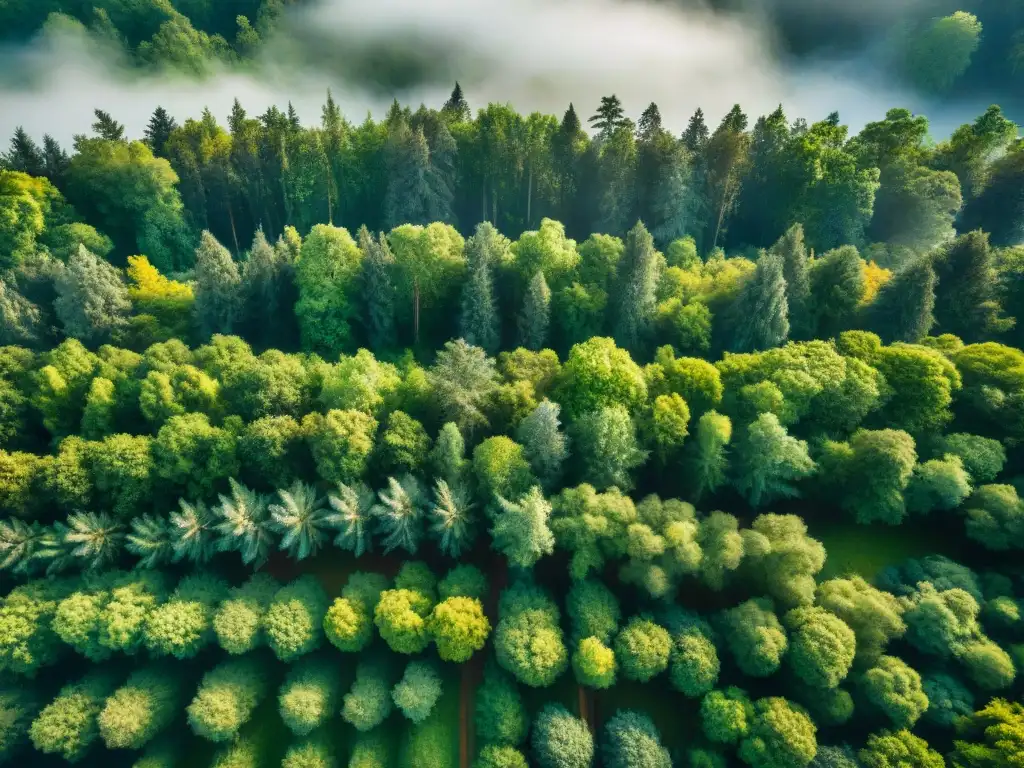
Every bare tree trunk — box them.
[227,202,240,256]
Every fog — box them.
[0,0,1010,146]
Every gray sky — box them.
[0,0,1008,146]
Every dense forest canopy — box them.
[2,3,1024,768]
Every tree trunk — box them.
[413,278,421,346]
[227,201,240,257]
[482,179,487,222]
[491,186,497,226]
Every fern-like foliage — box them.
[0,519,47,574]
[373,475,426,555]
[429,479,477,557]
[63,511,126,571]
[325,482,376,557]
[170,499,217,564]
[214,477,274,567]
[270,480,330,560]
[126,514,174,569]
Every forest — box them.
[2,4,1024,765]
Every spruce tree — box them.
[359,227,397,352]
[932,230,1013,341]
[637,103,663,141]
[144,107,178,157]
[441,82,471,122]
[459,224,500,354]
[240,229,282,331]
[518,271,551,351]
[91,109,125,141]
[193,231,242,338]
[770,224,811,339]
[728,251,789,352]
[2,128,45,176]
[612,221,659,355]
[41,135,70,186]
[384,120,434,229]
[866,257,937,343]
[53,245,131,344]
[682,108,710,153]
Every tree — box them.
[442,82,471,122]
[516,400,569,490]
[29,670,120,762]
[144,107,178,156]
[612,221,658,355]
[701,687,753,745]
[392,660,442,724]
[865,257,936,343]
[601,710,671,768]
[589,95,628,138]
[903,12,982,92]
[460,222,504,353]
[389,222,466,345]
[476,746,529,768]
[213,573,279,655]
[668,618,720,697]
[303,409,377,487]
[519,271,551,350]
[54,245,131,344]
[360,228,398,351]
[279,655,344,736]
[959,142,1024,246]
[783,607,856,689]
[428,596,490,662]
[187,655,270,742]
[294,224,362,354]
[144,573,228,659]
[375,588,432,654]
[0,687,40,765]
[729,252,789,352]
[720,599,788,677]
[325,482,376,557]
[495,582,568,688]
[738,698,817,768]
[808,246,865,338]
[904,454,971,515]
[490,486,555,569]
[686,411,732,500]
[932,231,1013,343]
[555,336,647,419]
[342,660,394,732]
[951,698,1024,767]
[429,339,499,436]
[732,413,815,507]
[532,704,594,768]
[572,405,647,491]
[963,484,1024,551]
[816,577,905,664]
[373,475,426,555]
[98,664,187,749]
[473,437,535,502]
[573,636,617,689]
[264,576,329,662]
[921,672,975,729]
[820,429,917,525]
[213,477,273,568]
[859,656,929,728]
[860,730,943,768]
[614,617,672,682]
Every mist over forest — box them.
[0,0,1020,143]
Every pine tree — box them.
[429,479,476,557]
[865,257,936,343]
[703,105,751,250]
[637,103,663,141]
[91,109,125,141]
[63,512,126,571]
[126,515,174,569]
[41,135,70,187]
[384,120,434,229]
[589,95,628,139]
[360,227,398,352]
[932,230,1013,341]
[214,479,274,568]
[144,107,178,157]
[612,221,659,355]
[459,226,500,354]
[270,481,330,561]
[193,231,242,338]
[169,499,217,564]
[770,224,811,339]
[373,475,425,555]
[326,482,376,557]
[682,109,710,153]
[2,128,45,176]
[442,82,471,122]
[516,399,568,490]
[728,251,789,352]
[0,519,46,575]
[240,228,284,334]
[518,271,551,351]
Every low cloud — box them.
[0,0,1010,147]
